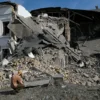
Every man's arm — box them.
[17,76,25,87]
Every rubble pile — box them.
[0,2,100,91]
[0,46,100,89]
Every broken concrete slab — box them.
[2,58,9,66]
[93,75,100,82]
[83,73,89,78]
[53,74,63,79]
[58,50,65,68]
[53,74,64,86]
[28,52,35,58]
[24,79,50,88]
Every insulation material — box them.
[17,5,32,18]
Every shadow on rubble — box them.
[92,53,100,56]
[90,53,100,61]
[90,53,100,73]
[0,90,16,95]
[87,36,100,41]
[78,36,100,44]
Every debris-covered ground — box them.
[0,83,100,100]
[0,39,100,100]
[0,45,100,89]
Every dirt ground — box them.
[0,83,100,100]
[80,38,100,56]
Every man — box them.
[11,70,24,92]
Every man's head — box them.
[18,70,22,76]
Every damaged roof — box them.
[31,7,100,15]
[31,7,100,23]
[0,1,17,10]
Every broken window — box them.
[3,22,10,35]
[2,49,10,58]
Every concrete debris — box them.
[0,1,100,89]
[87,81,92,86]
[28,52,35,58]
[83,73,89,78]
[24,79,50,87]
[77,60,86,68]
[82,81,86,86]
[53,74,63,79]
[93,75,100,82]
[2,58,9,66]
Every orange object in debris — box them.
[11,70,24,92]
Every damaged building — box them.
[0,1,100,67]
[0,1,99,67]
[31,7,100,41]
[0,2,34,64]
[0,1,100,90]
[31,7,100,55]
[0,1,82,66]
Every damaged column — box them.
[65,19,71,44]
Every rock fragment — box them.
[93,75,100,83]
[87,81,92,86]
[83,73,89,78]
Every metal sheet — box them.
[0,14,12,22]
[0,5,12,22]
[0,36,10,49]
